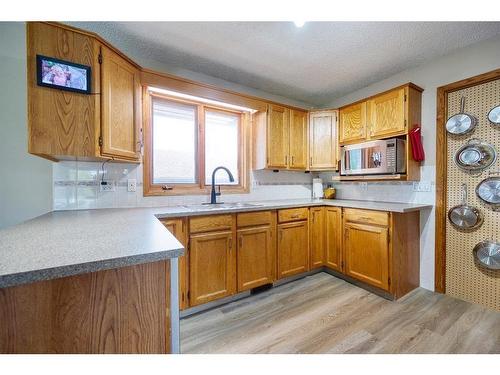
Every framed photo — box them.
[36,55,91,94]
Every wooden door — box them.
[339,102,367,144]
[100,46,141,161]
[277,221,309,279]
[309,207,325,269]
[325,207,342,272]
[368,88,405,138]
[309,111,337,170]
[237,226,275,292]
[160,219,188,310]
[189,231,236,306]
[289,110,308,169]
[344,222,389,291]
[267,104,290,168]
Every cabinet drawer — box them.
[189,214,233,234]
[278,207,309,223]
[343,208,389,226]
[237,211,273,227]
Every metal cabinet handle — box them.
[239,236,243,248]
[285,155,288,165]
[291,156,295,165]
[228,238,232,249]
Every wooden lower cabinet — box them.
[237,225,275,291]
[309,207,325,269]
[160,218,188,310]
[325,207,343,272]
[343,222,390,291]
[277,221,309,279]
[189,230,236,307]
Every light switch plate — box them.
[413,181,431,192]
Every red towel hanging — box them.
[409,125,425,162]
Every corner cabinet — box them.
[254,105,308,171]
[309,111,338,171]
[27,22,141,163]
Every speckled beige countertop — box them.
[0,198,432,288]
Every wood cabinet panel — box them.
[160,218,188,310]
[237,211,273,227]
[325,207,343,272]
[237,226,275,291]
[189,231,236,306]
[267,104,290,168]
[189,214,233,234]
[289,109,308,169]
[0,261,170,353]
[344,208,389,227]
[278,207,309,223]
[368,88,405,138]
[277,221,309,279]
[100,45,141,161]
[309,207,325,269]
[309,111,338,170]
[27,22,101,160]
[339,102,367,144]
[344,222,389,291]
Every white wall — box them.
[0,22,53,229]
[319,34,500,291]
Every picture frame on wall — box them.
[36,54,91,94]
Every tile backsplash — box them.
[53,161,314,210]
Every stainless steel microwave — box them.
[340,138,406,176]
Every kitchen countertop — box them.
[0,198,432,289]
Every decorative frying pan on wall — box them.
[448,183,483,231]
[454,138,497,173]
[473,240,500,270]
[476,171,500,208]
[487,105,500,126]
[446,96,477,135]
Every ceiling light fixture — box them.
[294,21,305,28]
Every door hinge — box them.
[388,277,391,286]
[98,136,103,147]
[98,53,103,64]
[341,260,344,269]
[187,291,190,300]
[404,119,407,127]
[404,94,407,102]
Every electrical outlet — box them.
[360,182,368,190]
[100,180,115,192]
[127,179,137,192]
[413,181,431,192]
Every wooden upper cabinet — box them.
[288,110,308,169]
[339,102,367,144]
[344,222,390,291]
[237,225,275,292]
[267,104,290,168]
[325,207,342,272]
[160,218,188,310]
[277,221,309,279]
[100,46,141,161]
[27,22,101,160]
[189,230,236,307]
[309,207,325,269]
[27,22,141,163]
[309,111,338,170]
[368,88,405,138]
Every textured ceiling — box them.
[72,22,500,106]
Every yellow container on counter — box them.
[323,186,336,199]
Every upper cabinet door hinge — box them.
[404,94,407,102]
[98,136,103,147]
[98,53,103,64]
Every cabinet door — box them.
[289,110,308,169]
[267,104,290,168]
[325,207,342,272]
[237,226,275,292]
[309,111,337,170]
[368,88,405,138]
[100,46,141,161]
[277,221,309,279]
[161,219,188,310]
[344,222,389,291]
[189,231,236,306]
[339,102,367,144]
[309,207,325,269]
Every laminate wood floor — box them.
[180,273,500,353]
